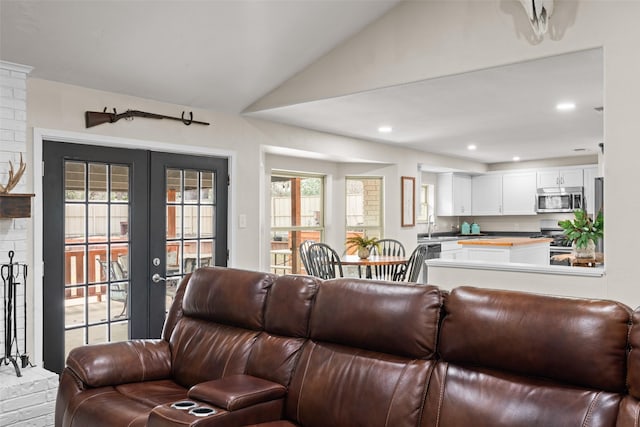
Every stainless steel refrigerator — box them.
[594,177,604,252]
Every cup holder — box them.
[171,401,198,410]
[189,407,217,417]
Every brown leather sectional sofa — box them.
[56,266,640,426]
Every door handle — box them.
[152,273,166,283]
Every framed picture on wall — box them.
[401,176,415,227]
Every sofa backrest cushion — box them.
[162,273,191,341]
[626,309,640,398]
[287,342,434,427]
[265,275,320,338]
[309,279,442,359]
[169,267,274,387]
[245,275,320,386]
[439,286,631,392]
[283,279,442,427]
[182,267,274,330]
[170,318,259,388]
[422,363,622,427]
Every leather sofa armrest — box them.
[66,339,172,387]
[188,374,286,411]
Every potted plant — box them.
[346,235,380,259]
[557,209,603,259]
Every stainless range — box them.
[539,224,572,265]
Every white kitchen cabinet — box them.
[459,239,550,265]
[472,174,502,215]
[502,172,537,215]
[437,173,471,216]
[537,168,583,188]
[583,166,599,216]
[440,240,466,260]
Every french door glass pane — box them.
[167,169,182,202]
[89,163,107,201]
[64,329,84,356]
[184,170,199,203]
[88,204,108,241]
[111,165,129,201]
[184,205,198,238]
[87,284,107,324]
[63,160,131,359]
[200,206,214,238]
[201,172,214,204]
[65,162,85,201]
[164,168,216,312]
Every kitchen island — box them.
[456,237,553,265]
[422,235,605,302]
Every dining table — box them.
[340,254,409,279]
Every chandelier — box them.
[519,0,554,37]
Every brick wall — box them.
[362,178,382,226]
[1,61,31,347]
[1,61,56,427]
[0,367,58,427]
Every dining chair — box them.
[370,239,406,281]
[97,259,128,317]
[398,244,428,283]
[298,240,315,275]
[307,243,344,279]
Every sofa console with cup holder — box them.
[56,266,640,427]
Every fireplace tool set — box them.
[1,250,31,376]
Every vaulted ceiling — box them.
[0,1,602,164]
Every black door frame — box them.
[40,139,233,370]
[148,151,228,336]
[42,141,150,373]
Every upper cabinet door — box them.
[537,168,584,188]
[437,173,471,216]
[472,174,502,216]
[452,174,472,216]
[559,169,583,187]
[537,170,560,188]
[502,172,537,215]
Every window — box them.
[345,177,383,253]
[417,183,435,222]
[270,172,324,275]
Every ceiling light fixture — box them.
[513,156,521,162]
[519,0,554,38]
[556,102,576,111]
[467,144,477,151]
[378,125,392,133]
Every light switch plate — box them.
[239,214,247,228]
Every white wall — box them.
[26,78,480,270]
[250,0,640,307]
[12,0,640,360]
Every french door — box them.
[42,141,228,374]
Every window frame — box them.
[345,176,384,240]
[270,171,325,275]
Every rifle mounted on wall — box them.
[85,108,210,128]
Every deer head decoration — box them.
[0,153,27,194]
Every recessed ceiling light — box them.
[467,144,477,151]
[556,102,576,111]
[512,156,520,161]
[378,125,392,133]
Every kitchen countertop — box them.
[457,237,553,247]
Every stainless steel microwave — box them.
[536,187,584,213]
